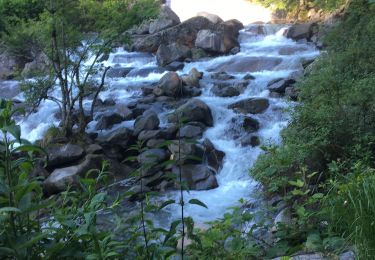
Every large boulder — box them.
[285,23,318,41]
[98,128,132,149]
[197,12,223,24]
[195,30,225,53]
[203,139,225,171]
[43,154,104,194]
[154,72,183,97]
[127,67,166,78]
[149,5,181,34]
[132,16,216,53]
[168,141,204,164]
[178,122,205,139]
[46,143,85,168]
[267,78,296,94]
[208,56,283,73]
[195,19,243,54]
[156,43,191,66]
[169,99,214,127]
[172,164,218,190]
[0,52,18,80]
[229,98,269,114]
[133,110,160,136]
[21,52,50,78]
[211,80,248,97]
[181,68,203,87]
[137,148,169,166]
[106,67,133,78]
[95,112,131,130]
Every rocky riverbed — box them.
[0,6,324,224]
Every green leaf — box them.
[189,199,208,209]
[0,207,21,214]
[288,179,304,188]
[158,199,175,210]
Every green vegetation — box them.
[1,0,159,136]
[2,0,375,258]
[251,0,375,258]
[251,0,346,20]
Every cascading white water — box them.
[15,24,319,224]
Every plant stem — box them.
[178,114,185,260]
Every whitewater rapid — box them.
[16,24,319,224]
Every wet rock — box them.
[195,20,242,55]
[195,29,225,53]
[169,99,214,127]
[128,184,151,202]
[242,116,260,133]
[138,148,169,165]
[86,144,103,154]
[132,16,216,53]
[133,111,160,136]
[208,56,282,73]
[21,52,50,78]
[43,166,80,194]
[172,164,218,190]
[191,47,210,60]
[146,139,166,148]
[181,68,203,87]
[285,23,318,42]
[95,112,128,130]
[178,123,205,139]
[165,61,185,71]
[197,12,223,24]
[212,85,240,97]
[243,74,256,80]
[156,43,191,66]
[149,5,180,34]
[155,72,183,97]
[273,207,293,232]
[229,98,269,114]
[106,67,133,78]
[278,46,309,55]
[127,67,166,77]
[138,129,164,142]
[0,52,19,79]
[267,78,296,94]
[285,86,299,101]
[0,81,21,99]
[168,141,204,164]
[135,21,151,34]
[182,85,202,97]
[144,171,168,188]
[239,135,260,147]
[211,72,235,81]
[98,128,132,149]
[339,251,355,260]
[131,103,152,118]
[211,80,248,97]
[43,154,103,194]
[46,143,85,168]
[203,139,225,171]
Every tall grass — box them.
[327,166,375,259]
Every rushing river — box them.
[12,24,319,224]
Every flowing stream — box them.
[14,24,319,225]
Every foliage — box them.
[12,0,159,136]
[251,0,375,258]
[326,163,375,259]
[0,0,45,34]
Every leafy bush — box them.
[327,163,375,259]
[251,0,375,257]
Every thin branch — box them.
[90,66,111,121]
